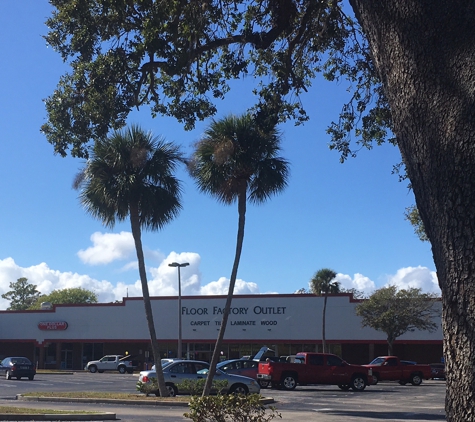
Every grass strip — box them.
[22,392,189,402]
[0,406,96,415]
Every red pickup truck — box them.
[364,356,432,385]
[257,352,374,391]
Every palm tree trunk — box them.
[322,295,328,353]
[202,187,247,396]
[130,206,169,397]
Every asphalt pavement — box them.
[0,372,447,421]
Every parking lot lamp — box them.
[168,262,189,359]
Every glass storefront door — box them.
[61,347,73,369]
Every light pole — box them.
[168,262,189,359]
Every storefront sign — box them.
[38,321,68,331]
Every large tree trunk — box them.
[348,1,475,420]
[202,187,247,396]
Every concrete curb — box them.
[35,373,75,376]
[18,394,275,406]
[0,412,116,421]
[18,395,189,406]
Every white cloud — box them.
[77,231,136,265]
[0,257,118,309]
[0,249,261,309]
[383,266,440,294]
[336,273,376,295]
[147,252,260,296]
[318,267,440,297]
[199,277,260,296]
[0,230,440,310]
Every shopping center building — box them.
[0,293,443,370]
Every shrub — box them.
[184,394,282,422]
[136,377,229,396]
[136,377,157,396]
[178,379,229,396]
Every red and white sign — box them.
[38,321,68,331]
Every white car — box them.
[150,358,178,370]
[138,359,260,396]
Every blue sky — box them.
[0,1,438,309]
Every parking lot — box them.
[0,372,446,421]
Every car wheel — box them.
[411,373,423,386]
[89,365,98,373]
[350,375,366,391]
[28,375,34,381]
[281,375,297,390]
[154,384,177,397]
[229,384,249,395]
[258,380,270,388]
[398,380,407,385]
[372,374,379,385]
[118,366,126,374]
[338,384,350,391]
[166,383,178,397]
[5,371,11,380]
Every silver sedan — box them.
[138,359,260,396]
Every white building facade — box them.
[0,293,443,370]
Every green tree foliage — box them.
[188,113,289,395]
[310,269,340,353]
[340,287,366,299]
[355,285,440,355]
[28,287,98,310]
[294,288,309,294]
[42,0,375,158]
[1,278,40,310]
[43,1,475,418]
[74,124,183,397]
[404,205,428,242]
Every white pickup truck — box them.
[85,355,138,374]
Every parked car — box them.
[430,363,446,380]
[217,359,271,388]
[364,356,432,385]
[138,359,260,396]
[215,346,280,388]
[85,354,139,374]
[0,357,36,380]
[258,352,373,391]
[151,359,179,370]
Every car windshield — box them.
[369,357,385,365]
[218,361,236,371]
[10,358,31,365]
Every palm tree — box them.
[189,113,289,395]
[310,268,340,353]
[74,124,183,397]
